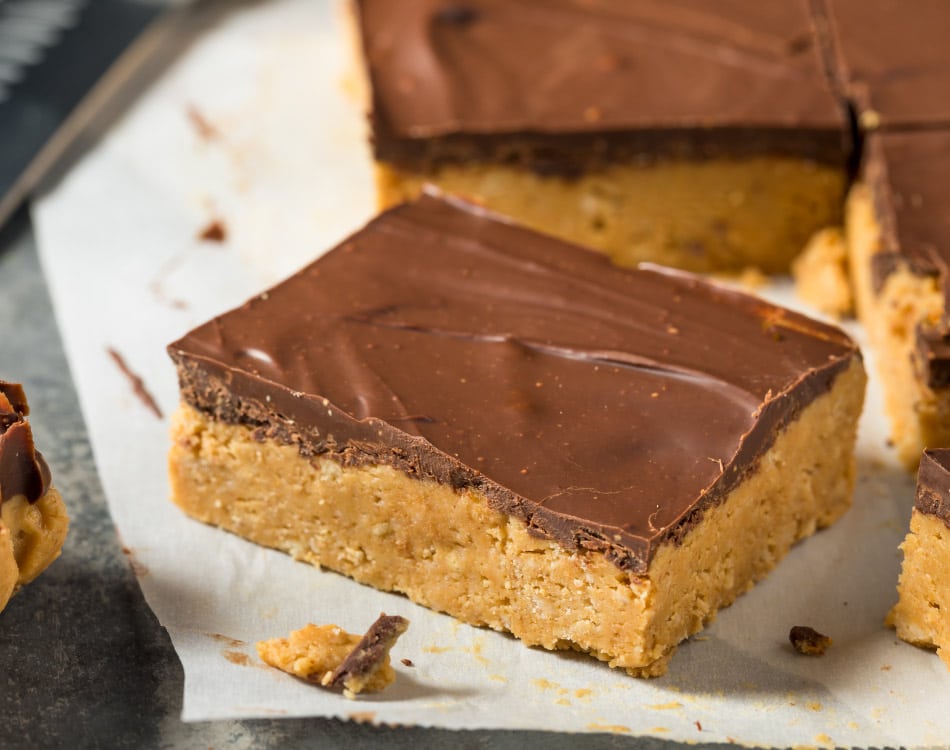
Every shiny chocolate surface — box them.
[355,0,847,170]
[822,0,950,130]
[169,194,859,571]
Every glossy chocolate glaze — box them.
[820,0,950,130]
[865,131,950,388]
[169,194,860,573]
[0,381,51,505]
[915,450,950,528]
[355,0,848,172]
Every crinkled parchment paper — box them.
[31,0,949,745]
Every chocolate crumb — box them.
[401,658,414,667]
[198,219,227,243]
[106,348,163,419]
[789,625,832,655]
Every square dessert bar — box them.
[888,449,950,669]
[846,131,950,469]
[353,0,848,273]
[167,194,866,676]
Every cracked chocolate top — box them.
[169,194,860,572]
[0,381,51,505]
[355,0,847,171]
[865,130,950,388]
[821,0,950,130]
[916,449,950,528]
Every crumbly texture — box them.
[376,158,844,274]
[789,625,833,655]
[846,184,950,469]
[887,510,950,670]
[257,616,405,696]
[0,489,69,612]
[170,359,864,677]
[792,226,852,318]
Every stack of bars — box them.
[165,0,950,674]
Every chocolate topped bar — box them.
[169,193,860,573]
[356,0,848,172]
[0,380,68,614]
[820,0,950,130]
[864,130,950,387]
[916,450,950,527]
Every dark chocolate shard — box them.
[915,449,950,529]
[0,381,51,505]
[0,382,29,416]
[327,614,410,694]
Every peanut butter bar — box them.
[845,131,950,468]
[168,194,865,676]
[888,450,950,669]
[353,0,847,273]
[0,381,69,613]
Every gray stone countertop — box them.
[0,209,724,749]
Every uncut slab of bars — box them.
[167,194,865,676]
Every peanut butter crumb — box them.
[257,613,409,698]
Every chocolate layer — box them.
[328,614,409,691]
[0,381,51,505]
[864,130,950,388]
[168,193,860,573]
[915,450,950,528]
[356,0,848,172]
[819,0,950,131]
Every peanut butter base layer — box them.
[887,510,950,670]
[376,158,843,274]
[169,359,864,677]
[846,184,950,469]
[0,488,69,612]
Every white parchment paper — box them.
[31,0,950,745]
